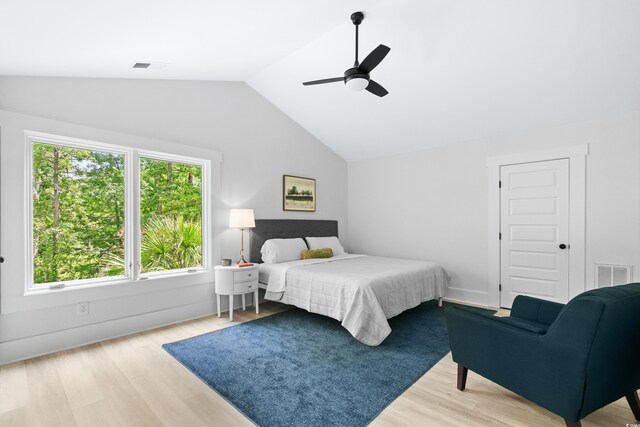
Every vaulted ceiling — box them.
[1,0,639,161]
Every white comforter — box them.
[261,255,448,346]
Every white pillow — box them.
[305,236,344,255]
[260,238,308,264]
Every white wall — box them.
[0,76,348,364]
[348,111,640,306]
[1,75,637,363]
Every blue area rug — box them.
[163,301,463,427]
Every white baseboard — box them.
[444,287,489,307]
[0,300,217,365]
[443,297,492,309]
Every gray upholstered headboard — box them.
[249,219,339,263]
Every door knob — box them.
[559,244,568,250]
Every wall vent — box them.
[595,264,632,288]
[132,62,169,70]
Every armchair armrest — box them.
[451,305,547,334]
[511,295,565,326]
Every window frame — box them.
[135,149,210,280]
[24,131,211,293]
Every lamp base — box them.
[237,262,254,267]
[237,228,249,264]
[238,247,248,265]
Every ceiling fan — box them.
[302,11,390,97]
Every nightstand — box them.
[214,264,259,321]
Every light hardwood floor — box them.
[0,302,634,427]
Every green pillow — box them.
[302,248,334,260]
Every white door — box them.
[500,159,570,308]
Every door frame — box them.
[487,145,588,308]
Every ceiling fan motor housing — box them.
[344,67,370,91]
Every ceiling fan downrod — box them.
[352,12,364,67]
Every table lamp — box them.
[229,208,255,264]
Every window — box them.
[32,143,126,284]
[138,156,203,274]
[27,133,209,290]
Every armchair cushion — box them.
[510,295,565,326]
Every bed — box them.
[250,219,449,346]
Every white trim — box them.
[487,144,588,308]
[445,287,489,307]
[131,148,140,280]
[442,297,490,310]
[125,139,135,282]
[24,269,211,296]
[137,148,210,166]
[25,130,132,156]
[487,164,501,308]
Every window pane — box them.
[139,158,203,273]
[32,143,126,284]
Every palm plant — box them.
[101,215,201,275]
[141,216,201,272]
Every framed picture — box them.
[283,175,316,212]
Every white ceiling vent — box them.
[132,62,169,70]
[595,264,632,288]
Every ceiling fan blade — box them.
[302,77,344,86]
[366,80,388,97]
[358,44,390,74]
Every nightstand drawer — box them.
[234,279,258,294]
[234,269,257,283]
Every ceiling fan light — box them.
[346,76,369,91]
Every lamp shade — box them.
[229,209,255,229]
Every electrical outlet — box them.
[77,302,89,315]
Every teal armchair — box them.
[445,283,640,427]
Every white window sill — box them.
[2,268,214,315]
[24,268,210,296]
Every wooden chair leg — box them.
[627,391,640,421]
[564,420,581,427]
[457,364,468,391]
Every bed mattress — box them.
[259,254,448,346]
